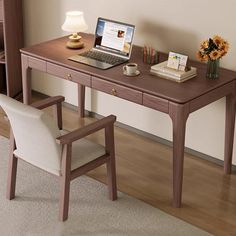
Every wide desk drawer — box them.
[143,93,169,113]
[0,1,3,21]
[47,63,91,86]
[92,77,142,105]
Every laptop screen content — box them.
[94,18,135,58]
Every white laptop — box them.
[68,17,135,69]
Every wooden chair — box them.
[0,94,117,221]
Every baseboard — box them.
[90,111,236,171]
[33,90,236,171]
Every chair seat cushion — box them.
[14,130,105,174]
[60,130,106,171]
[71,138,106,171]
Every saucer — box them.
[123,70,140,77]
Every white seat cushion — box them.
[71,138,106,171]
[60,130,106,171]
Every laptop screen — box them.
[94,18,135,58]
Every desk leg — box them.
[21,54,32,104]
[169,102,189,207]
[224,92,236,174]
[78,84,85,118]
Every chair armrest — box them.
[31,96,65,110]
[57,115,116,145]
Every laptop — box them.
[68,17,135,69]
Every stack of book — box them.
[150,61,197,83]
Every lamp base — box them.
[66,40,84,49]
[66,33,84,49]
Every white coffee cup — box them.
[123,63,138,75]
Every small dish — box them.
[123,70,140,77]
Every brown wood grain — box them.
[28,57,46,72]
[59,143,71,221]
[143,93,169,113]
[20,34,236,209]
[31,95,65,110]
[105,122,117,201]
[6,129,17,200]
[20,34,236,104]
[189,82,235,113]
[224,82,236,174]
[21,54,32,104]
[169,102,190,207]
[92,76,143,105]
[57,115,116,145]
[70,154,109,180]
[3,0,23,97]
[77,84,85,118]
[0,23,4,50]
[47,62,91,87]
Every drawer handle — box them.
[67,74,72,80]
[111,88,117,96]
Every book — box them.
[150,61,197,82]
[150,70,196,83]
[167,52,188,71]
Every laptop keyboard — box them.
[80,50,126,65]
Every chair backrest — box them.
[0,94,62,176]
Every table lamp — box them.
[62,11,88,49]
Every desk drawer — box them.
[0,1,3,21]
[47,63,91,86]
[28,57,46,72]
[143,93,169,113]
[92,77,142,104]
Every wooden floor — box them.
[1,96,236,236]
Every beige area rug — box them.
[0,137,211,236]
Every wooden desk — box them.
[20,33,236,208]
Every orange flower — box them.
[213,35,224,46]
[209,50,221,60]
[200,40,208,49]
[196,50,208,62]
[219,41,229,52]
[197,35,229,62]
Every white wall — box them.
[23,0,236,164]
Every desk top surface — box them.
[21,33,236,104]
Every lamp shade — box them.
[62,11,88,33]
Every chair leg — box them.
[106,154,117,201]
[105,123,117,201]
[59,144,72,221]
[59,175,70,221]
[7,131,17,200]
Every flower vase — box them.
[206,59,220,79]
